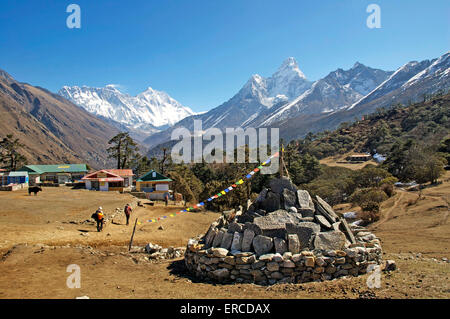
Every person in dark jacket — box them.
[91,207,104,232]
[124,204,132,226]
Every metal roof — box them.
[8,171,29,177]
[105,169,134,176]
[137,170,172,182]
[20,164,88,174]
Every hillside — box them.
[296,93,450,160]
[0,69,119,168]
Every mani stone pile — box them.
[185,177,383,285]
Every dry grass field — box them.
[0,174,449,299]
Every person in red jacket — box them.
[124,204,132,226]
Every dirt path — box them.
[373,191,406,229]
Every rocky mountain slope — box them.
[274,52,450,142]
[0,70,119,168]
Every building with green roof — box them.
[19,164,88,184]
[136,170,172,199]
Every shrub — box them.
[380,176,399,185]
[349,188,388,212]
[381,183,395,197]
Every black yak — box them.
[28,186,42,196]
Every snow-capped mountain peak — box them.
[59,85,195,130]
[274,57,307,80]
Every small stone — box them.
[211,247,229,258]
[282,260,295,268]
[266,262,279,272]
[272,253,283,262]
[211,268,230,281]
[305,256,315,267]
[384,260,397,271]
[315,257,327,267]
[259,253,275,262]
[270,271,284,280]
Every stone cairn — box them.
[185,177,383,284]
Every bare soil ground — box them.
[0,175,449,299]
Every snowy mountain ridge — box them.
[59,85,195,130]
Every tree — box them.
[0,134,27,171]
[401,144,445,184]
[107,132,139,169]
[288,153,321,185]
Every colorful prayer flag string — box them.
[145,152,280,223]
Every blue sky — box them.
[0,0,448,112]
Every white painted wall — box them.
[156,183,169,191]
[100,182,109,191]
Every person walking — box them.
[164,193,169,206]
[124,203,132,226]
[91,206,105,232]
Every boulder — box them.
[274,237,288,255]
[270,177,297,194]
[286,222,320,249]
[315,215,332,229]
[228,222,244,233]
[220,232,233,250]
[205,225,218,248]
[231,232,242,251]
[338,218,356,244]
[315,196,339,223]
[332,221,341,231]
[250,212,290,238]
[296,190,315,213]
[282,188,297,210]
[252,235,274,256]
[313,231,346,251]
[241,229,255,252]
[212,229,225,247]
[288,234,300,254]
[259,192,281,213]
[255,188,268,203]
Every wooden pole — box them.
[280,144,284,178]
[128,218,138,251]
